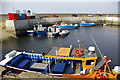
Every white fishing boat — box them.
[59,30,70,36]
[27,30,35,36]
[47,25,61,37]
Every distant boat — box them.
[102,23,107,26]
[80,21,96,27]
[47,25,61,37]
[36,25,47,37]
[27,30,35,36]
[59,30,70,36]
[59,22,79,29]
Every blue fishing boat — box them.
[80,21,96,27]
[0,47,120,79]
[36,31,47,37]
[59,22,79,29]
[0,50,54,73]
[31,23,47,37]
[36,27,47,37]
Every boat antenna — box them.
[90,34,104,59]
[75,29,79,48]
[78,40,80,49]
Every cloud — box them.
[1,2,118,14]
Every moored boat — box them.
[59,30,70,36]
[0,50,54,74]
[80,21,96,27]
[27,30,35,36]
[0,46,119,79]
[59,22,79,29]
[47,25,61,37]
[36,25,47,37]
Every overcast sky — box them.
[1,1,119,14]
[1,0,119,2]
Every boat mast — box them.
[90,34,104,59]
[78,40,80,49]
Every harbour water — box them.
[2,25,119,69]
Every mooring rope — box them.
[90,34,104,59]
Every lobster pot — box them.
[8,13,20,20]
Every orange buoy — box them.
[74,49,83,57]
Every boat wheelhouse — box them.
[45,46,98,74]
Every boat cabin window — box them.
[86,60,94,65]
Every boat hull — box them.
[36,31,47,36]
[59,31,69,36]
[80,23,96,27]
[47,32,59,37]
[27,30,35,36]
[59,26,79,29]
[5,66,25,73]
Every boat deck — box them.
[45,47,97,60]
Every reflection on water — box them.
[2,25,119,68]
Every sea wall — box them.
[6,20,30,31]
[5,16,119,37]
[43,17,119,25]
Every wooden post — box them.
[60,16,62,22]
[97,15,99,24]
[105,15,107,24]
[27,19,31,28]
[111,16,114,26]
[82,15,84,21]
